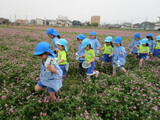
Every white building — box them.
[154,17,160,30]
[36,18,44,25]
[121,22,132,29]
[49,20,57,26]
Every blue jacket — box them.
[52,37,59,51]
[40,56,62,91]
[78,43,85,61]
[113,46,127,66]
[128,40,140,53]
[148,40,156,53]
[89,38,101,55]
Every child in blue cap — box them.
[153,35,160,57]
[46,28,61,54]
[89,31,101,57]
[146,33,156,58]
[79,38,99,80]
[76,34,86,69]
[33,42,62,101]
[128,33,141,58]
[138,38,149,66]
[101,36,114,65]
[56,39,68,82]
[110,36,127,76]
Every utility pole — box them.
[15,14,16,22]
[10,16,11,22]
[158,16,160,21]
[131,19,133,29]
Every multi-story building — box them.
[91,16,100,25]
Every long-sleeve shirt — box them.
[52,37,59,51]
[40,56,62,91]
[148,40,156,52]
[89,38,101,55]
[113,46,127,66]
[77,43,85,61]
[128,40,140,53]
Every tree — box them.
[90,22,98,27]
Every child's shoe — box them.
[95,71,99,78]
[123,69,128,76]
[110,73,116,77]
[50,96,56,102]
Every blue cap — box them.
[77,34,86,40]
[33,42,56,57]
[56,39,68,52]
[114,36,122,43]
[46,28,55,35]
[105,36,113,42]
[156,35,160,40]
[140,38,148,44]
[81,38,92,49]
[53,30,59,36]
[146,33,153,37]
[133,33,141,38]
[90,31,96,35]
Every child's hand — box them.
[79,55,85,58]
[129,52,132,55]
[47,64,57,73]
[47,64,54,71]
[87,62,90,65]
[119,52,122,55]
[109,54,112,57]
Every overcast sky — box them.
[1,0,160,24]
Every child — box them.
[110,36,127,76]
[128,33,141,58]
[146,33,156,58]
[153,35,160,57]
[139,38,150,66]
[46,28,60,54]
[89,31,101,57]
[77,34,86,69]
[33,42,62,101]
[80,38,99,80]
[101,36,114,65]
[56,39,68,81]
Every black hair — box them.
[90,35,96,39]
[59,45,68,52]
[54,35,61,39]
[106,41,114,47]
[146,43,149,46]
[77,38,82,41]
[87,44,92,49]
[146,36,153,40]
[37,52,50,56]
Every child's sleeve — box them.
[128,41,133,47]
[102,45,104,50]
[95,40,101,47]
[52,38,59,50]
[147,47,150,53]
[153,41,156,47]
[121,47,127,57]
[91,50,95,58]
[111,47,114,52]
[61,51,67,61]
